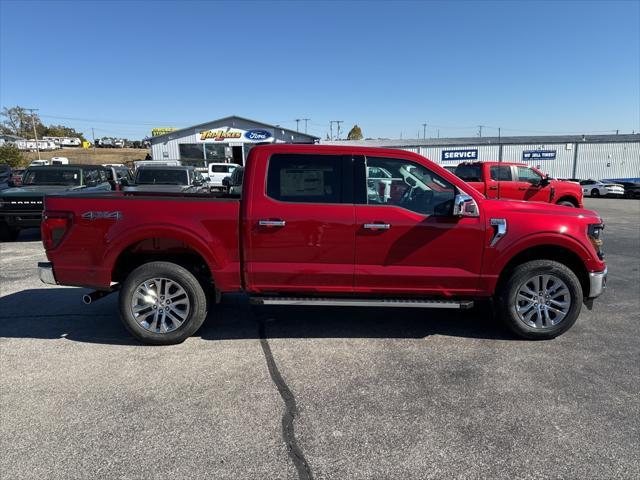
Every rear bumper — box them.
[38,262,57,285]
[588,267,607,298]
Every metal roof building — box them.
[150,116,319,166]
[323,134,640,181]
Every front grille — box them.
[1,198,44,210]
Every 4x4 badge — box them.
[81,211,122,221]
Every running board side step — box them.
[250,297,474,309]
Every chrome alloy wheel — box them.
[130,277,190,333]
[515,274,571,329]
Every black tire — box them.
[119,261,208,345]
[557,200,576,207]
[0,223,20,242]
[591,188,600,197]
[497,260,583,340]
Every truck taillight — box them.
[42,211,73,250]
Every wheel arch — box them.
[496,244,590,298]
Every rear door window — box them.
[490,166,512,181]
[267,154,348,203]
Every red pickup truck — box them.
[454,162,583,207]
[38,145,606,344]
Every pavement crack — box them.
[258,316,313,480]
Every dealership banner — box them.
[442,149,478,161]
[151,128,178,137]
[523,149,557,160]
[197,127,274,143]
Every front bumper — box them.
[0,210,43,228]
[588,267,607,298]
[38,262,57,285]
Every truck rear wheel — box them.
[557,200,576,207]
[119,261,208,345]
[497,260,582,340]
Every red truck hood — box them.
[483,197,601,222]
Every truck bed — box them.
[44,191,242,291]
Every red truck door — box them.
[244,153,356,294]
[354,155,484,296]
[515,166,551,203]
[488,164,519,199]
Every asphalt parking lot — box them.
[0,198,638,480]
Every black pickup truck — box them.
[0,164,112,241]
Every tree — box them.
[1,106,43,138]
[347,125,363,140]
[42,124,87,142]
[0,143,26,168]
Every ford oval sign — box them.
[244,129,272,141]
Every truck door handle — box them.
[518,187,527,190]
[259,220,286,227]
[364,223,391,230]
[488,186,498,190]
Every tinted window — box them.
[490,166,512,181]
[517,166,543,183]
[136,169,189,185]
[454,164,482,182]
[365,157,456,216]
[210,165,235,173]
[267,154,343,203]
[22,168,81,186]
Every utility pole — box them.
[477,125,483,138]
[302,118,310,134]
[295,119,300,132]
[24,108,41,160]
[92,128,97,154]
[422,122,427,139]
[329,121,333,141]
[335,120,343,140]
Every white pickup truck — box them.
[208,163,240,190]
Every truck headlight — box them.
[588,223,605,259]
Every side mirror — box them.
[222,177,231,188]
[119,178,129,187]
[540,176,550,187]
[452,193,479,217]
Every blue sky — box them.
[1,0,638,140]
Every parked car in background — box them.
[50,157,69,165]
[455,162,583,207]
[103,164,134,191]
[222,166,244,195]
[580,180,625,197]
[0,165,112,241]
[126,166,209,193]
[133,160,182,170]
[29,159,50,167]
[208,163,240,190]
[0,164,11,190]
[615,181,640,199]
[39,144,607,345]
[9,168,25,187]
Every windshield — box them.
[22,168,81,186]
[136,169,188,185]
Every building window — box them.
[179,144,204,160]
[205,144,226,161]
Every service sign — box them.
[197,127,274,143]
[442,149,478,161]
[523,150,556,160]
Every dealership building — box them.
[324,133,640,181]
[150,116,319,166]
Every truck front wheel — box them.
[497,260,583,340]
[119,261,208,345]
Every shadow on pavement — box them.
[0,288,515,345]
